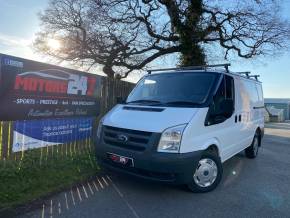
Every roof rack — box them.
[237,71,260,81]
[248,75,260,81]
[147,64,260,81]
[237,71,251,77]
[147,63,231,74]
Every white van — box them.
[96,64,264,193]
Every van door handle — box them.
[238,115,242,122]
[235,115,238,123]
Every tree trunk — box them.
[179,40,205,66]
[103,65,115,78]
[103,66,117,107]
[178,0,206,67]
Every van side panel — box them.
[255,83,265,134]
[180,107,240,162]
[180,76,264,163]
[180,108,225,156]
[236,78,264,151]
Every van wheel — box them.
[187,153,223,193]
[245,132,260,159]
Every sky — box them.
[0,0,290,98]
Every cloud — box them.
[0,33,31,47]
[0,33,41,61]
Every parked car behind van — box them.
[96,64,264,192]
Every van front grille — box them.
[102,126,153,151]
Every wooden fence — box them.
[0,78,134,160]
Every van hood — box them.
[103,104,200,133]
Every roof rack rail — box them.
[248,75,260,81]
[237,71,251,77]
[237,71,260,81]
[147,63,230,74]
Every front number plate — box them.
[107,153,134,167]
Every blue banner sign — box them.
[13,117,94,152]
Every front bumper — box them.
[96,131,202,184]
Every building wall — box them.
[264,109,270,122]
[265,103,290,120]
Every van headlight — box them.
[96,117,104,138]
[157,124,187,153]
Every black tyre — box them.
[245,132,260,159]
[187,153,223,193]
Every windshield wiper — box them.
[126,99,162,105]
[163,101,202,106]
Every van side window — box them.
[225,75,234,100]
[206,75,235,126]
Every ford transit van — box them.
[96,64,264,192]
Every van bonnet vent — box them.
[123,106,164,112]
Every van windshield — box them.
[126,72,218,107]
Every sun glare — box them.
[47,38,61,50]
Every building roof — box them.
[265,98,290,104]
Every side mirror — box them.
[116,96,126,104]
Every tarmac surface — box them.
[21,123,290,218]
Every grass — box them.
[0,146,99,210]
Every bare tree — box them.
[34,0,290,78]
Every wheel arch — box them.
[205,144,220,157]
[200,138,222,159]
